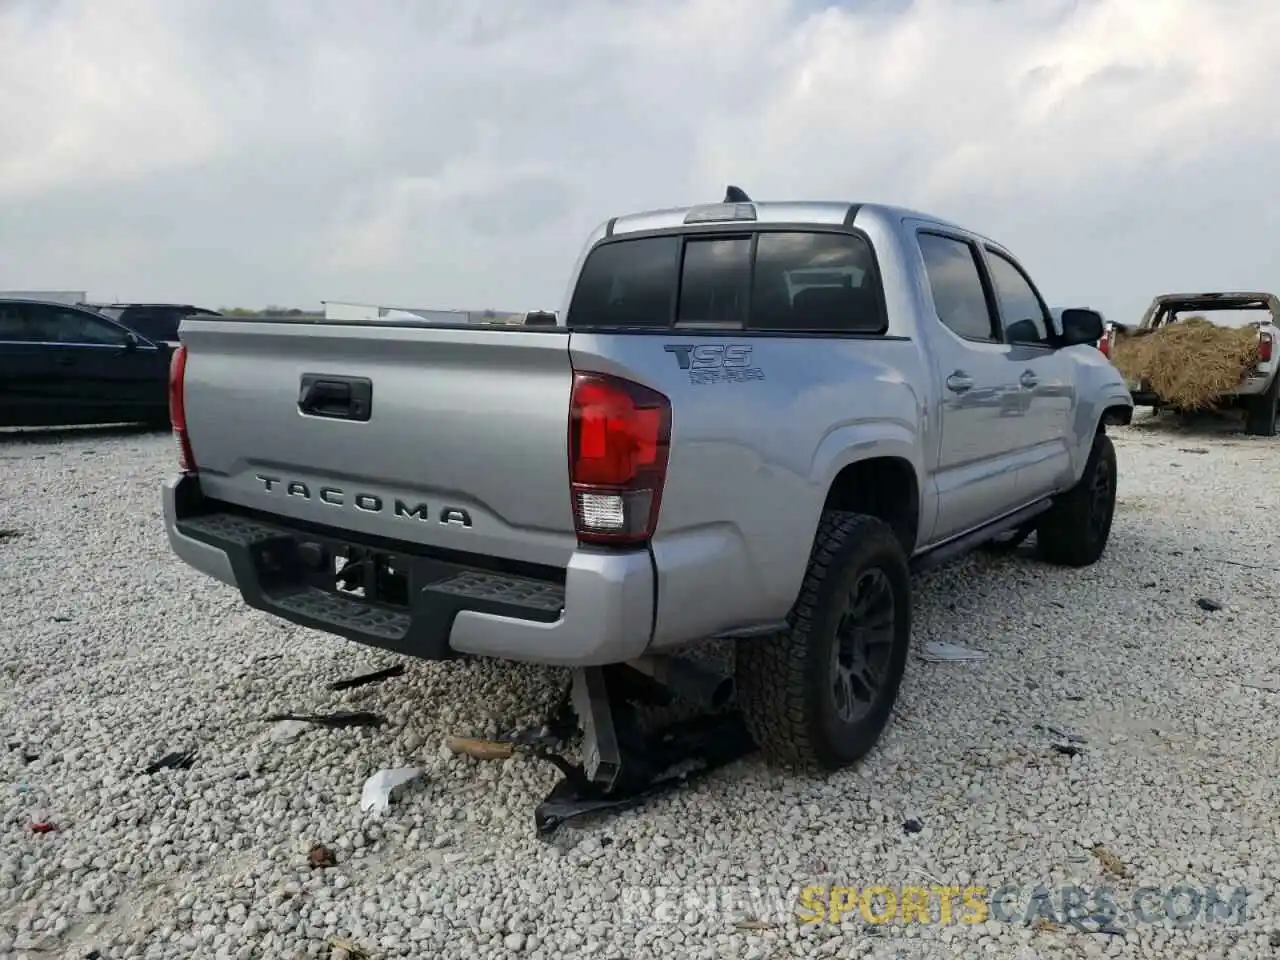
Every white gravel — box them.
[1,412,1277,960]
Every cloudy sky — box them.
[1,0,1276,321]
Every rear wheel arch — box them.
[821,456,921,556]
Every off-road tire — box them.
[1244,375,1280,437]
[1035,431,1117,567]
[736,511,912,770]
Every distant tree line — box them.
[217,306,323,317]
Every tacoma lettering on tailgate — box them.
[254,475,473,527]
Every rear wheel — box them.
[736,512,912,769]
[1035,431,1117,567]
[1244,376,1280,436]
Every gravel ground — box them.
[1,412,1278,960]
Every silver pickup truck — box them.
[163,191,1133,779]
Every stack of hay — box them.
[1110,316,1261,410]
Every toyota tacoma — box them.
[162,189,1133,778]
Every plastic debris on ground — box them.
[918,640,990,663]
[328,663,406,691]
[444,735,515,761]
[1091,843,1128,879]
[327,936,370,960]
[8,742,39,764]
[307,843,337,868]
[142,749,195,774]
[359,767,424,814]
[1036,723,1086,757]
[264,711,385,729]
[269,719,312,742]
[1241,677,1279,694]
[1042,725,1086,744]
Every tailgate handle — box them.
[298,374,373,421]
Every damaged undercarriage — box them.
[490,657,758,835]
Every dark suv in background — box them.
[0,298,185,428]
[87,303,222,345]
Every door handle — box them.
[945,372,974,393]
[1019,370,1039,389]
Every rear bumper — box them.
[162,474,654,667]
[1129,374,1272,406]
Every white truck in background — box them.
[1118,291,1280,435]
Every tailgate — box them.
[179,319,577,568]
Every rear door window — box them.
[0,303,36,341]
[917,233,998,342]
[44,307,131,345]
[566,229,885,334]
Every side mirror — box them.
[524,310,557,327]
[122,331,141,351]
[1058,308,1104,347]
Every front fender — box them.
[1067,349,1134,479]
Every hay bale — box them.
[1110,316,1261,409]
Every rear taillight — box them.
[568,372,671,546]
[168,344,196,473]
[1259,332,1273,363]
[1097,326,1114,357]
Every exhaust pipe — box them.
[627,655,735,711]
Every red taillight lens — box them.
[168,344,196,473]
[1259,332,1273,363]
[568,372,671,546]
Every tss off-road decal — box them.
[663,343,766,385]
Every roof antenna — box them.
[723,185,751,203]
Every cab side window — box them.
[0,304,36,341]
[917,232,998,341]
[37,306,132,346]
[985,250,1052,346]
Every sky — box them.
[1,0,1277,322]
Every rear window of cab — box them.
[566,230,886,335]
